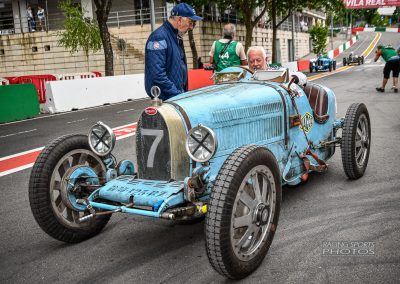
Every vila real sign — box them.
[345,0,400,8]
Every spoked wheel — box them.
[206,145,281,279]
[29,134,111,243]
[341,103,371,179]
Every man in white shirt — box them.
[247,46,307,87]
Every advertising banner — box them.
[345,0,400,8]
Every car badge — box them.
[145,107,158,115]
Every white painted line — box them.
[0,97,149,126]
[0,147,44,161]
[0,129,37,138]
[67,118,87,124]
[0,163,34,177]
[116,108,135,114]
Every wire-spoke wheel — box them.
[29,134,111,243]
[341,103,371,179]
[206,145,281,280]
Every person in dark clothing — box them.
[144,3,202,101]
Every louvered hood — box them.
[168,82,286,157]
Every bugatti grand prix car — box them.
[343,52,364,66]
[29,67,371,280]
[309,55,337,72]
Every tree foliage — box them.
[57,0,102,71]
[309,23,328,54]
[268,0,344,63]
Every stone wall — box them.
[0,22,311,77]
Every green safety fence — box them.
[0,83,39,123]
[375,27,386,32]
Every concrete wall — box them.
[0,21,311,77]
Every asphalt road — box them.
[0,32,399,283]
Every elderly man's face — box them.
[177,17,195,34]
[248,50,267,71]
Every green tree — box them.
[268,0,344,63]
[57,0,102,72]
[93,0,114,76]
[309,23,328,54]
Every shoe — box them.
[376,87,384,92]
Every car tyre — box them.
[309,63,313,73]
[205,145,281,280]
[343,58,347,66]
[333,61,337,70]
[361,56,364,64]
[29,134,111,243]
[329,62,332,72]
[341,103,371,179]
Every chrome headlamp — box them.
[185,124,218,163]
[88,121,116,156]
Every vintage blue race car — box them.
[29,67,371,280]
[310,55,337,72]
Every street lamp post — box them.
[150,0,155,32]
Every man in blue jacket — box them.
[145,3,203,100]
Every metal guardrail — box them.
[0,7,307,34]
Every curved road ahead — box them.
[0,32,399,283]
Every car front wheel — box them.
[341,103,371,179]
[205,145,281,279]
[29,134,111,243]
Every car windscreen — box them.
[252,69,287,82]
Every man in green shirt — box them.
[208,24,247,72]
[374,45,399,92]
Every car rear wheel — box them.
[29,134,111,243]
[361,56,364,64]
[309,63,313,73]
[333,61,337,70]
[205,145,281,279]
[341,103,371,179]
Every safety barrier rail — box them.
[8,75,57,104]
[0,78,9,85]
[4,72,102,104]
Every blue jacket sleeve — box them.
[145,39,181,99]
